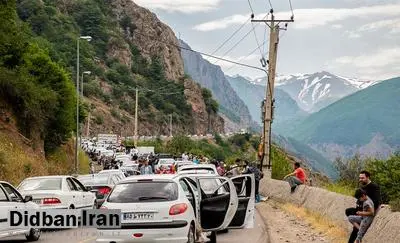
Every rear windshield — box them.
[78,175,109,185]
[181,168,215,174]
[18,178,62,191]
[107,181,178,203]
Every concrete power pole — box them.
[134,88,138,147]
[169,114,172,137]
[252,12,294,170]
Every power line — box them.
[247,0,255,14]
[288,0,294,18]
[213,26,255,64]
[132,30,266,74]
[224,37,269,72]
[268,0,273,10]
[211,16,251,56]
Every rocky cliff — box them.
[110,0,184,81]
[179,40,257,133]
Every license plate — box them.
[32,199,42,204]
[123,212,154,220]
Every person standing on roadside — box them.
[242,160,263,203]
[140,159,153,175]
[346,170,381,243]
[283,162,306,193]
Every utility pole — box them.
[252,11,294,170]
[169,114,172,137]
[134,88,138,147]
[86,111,91,137]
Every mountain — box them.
[5,0,226,152]
[272,134,338,179]
[179,40,257,132]
[253,71,376,112]
[225,75,307,134]
[289,77,400,160]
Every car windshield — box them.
[107,181,178,203]
[78,175,109,185]
[18,178,62,191]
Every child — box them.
[348,189,375,243]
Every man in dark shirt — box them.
[346,170,381,243]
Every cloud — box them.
[134,0,222,13]
[194,4,400,31]
[358,18,400,34]
[345,30,362,38]
[334,47,400,79]
[331,24,343,29]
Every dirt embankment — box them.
[260,177,400,243]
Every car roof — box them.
[22,175,70,180]
[179,164,216,169]
[120,174,178,183]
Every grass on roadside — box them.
[280,203,348,243]
[323,182,355,197]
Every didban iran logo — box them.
[8,209,121,229]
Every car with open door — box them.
[183,173,255,233]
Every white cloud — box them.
[194,4,400,31]
[134,0,222,13]
[358,18,400,34]
[331,24,343,29]
[334,47,400,79]
[345,30,362,38]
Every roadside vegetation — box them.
[124,133,260,164]
[0,132,90,186]
[325,153,400,211]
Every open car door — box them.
[228,174,255,229]
[188,175,239,232]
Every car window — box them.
[179,180,191,197]
[107,181,178,203]
[66,178,78,191]
[71,178,86,191]
[0,186,9,202]
[2,183,23,202]
[18,178,62,191]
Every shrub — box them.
[94,114,104,125]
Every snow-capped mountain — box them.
[251,71,376,112]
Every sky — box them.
[133,0,400,81]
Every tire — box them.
[25,228,41,241]
[187,224,195,243]
[208,231,217,243]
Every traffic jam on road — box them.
[0,135,256,243]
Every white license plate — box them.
[123,212,154,220]
[32,199,42,204]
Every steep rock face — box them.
[179,40,254,132]
[184,79,224,134]
[111,0,184,81]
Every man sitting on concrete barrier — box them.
[346,170,381,243]
[283,162,306,193]
[348,189,375,243]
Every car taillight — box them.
[43,198,61,204]
[169,203,188,215]
[98,187,111,195]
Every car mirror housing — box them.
[24,195,33,203]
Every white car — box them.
[0,181,41,241]
[154,158,175,171]
[98,170,126,179]
[17,176,96,210]
[96,174,255,243]
[177,164,218,175]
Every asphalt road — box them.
[1,209,268,243]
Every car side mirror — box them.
[23,195,33,203]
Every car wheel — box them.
[187,224,195,243]
[25,228,41,241]
[208,231,217,243]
